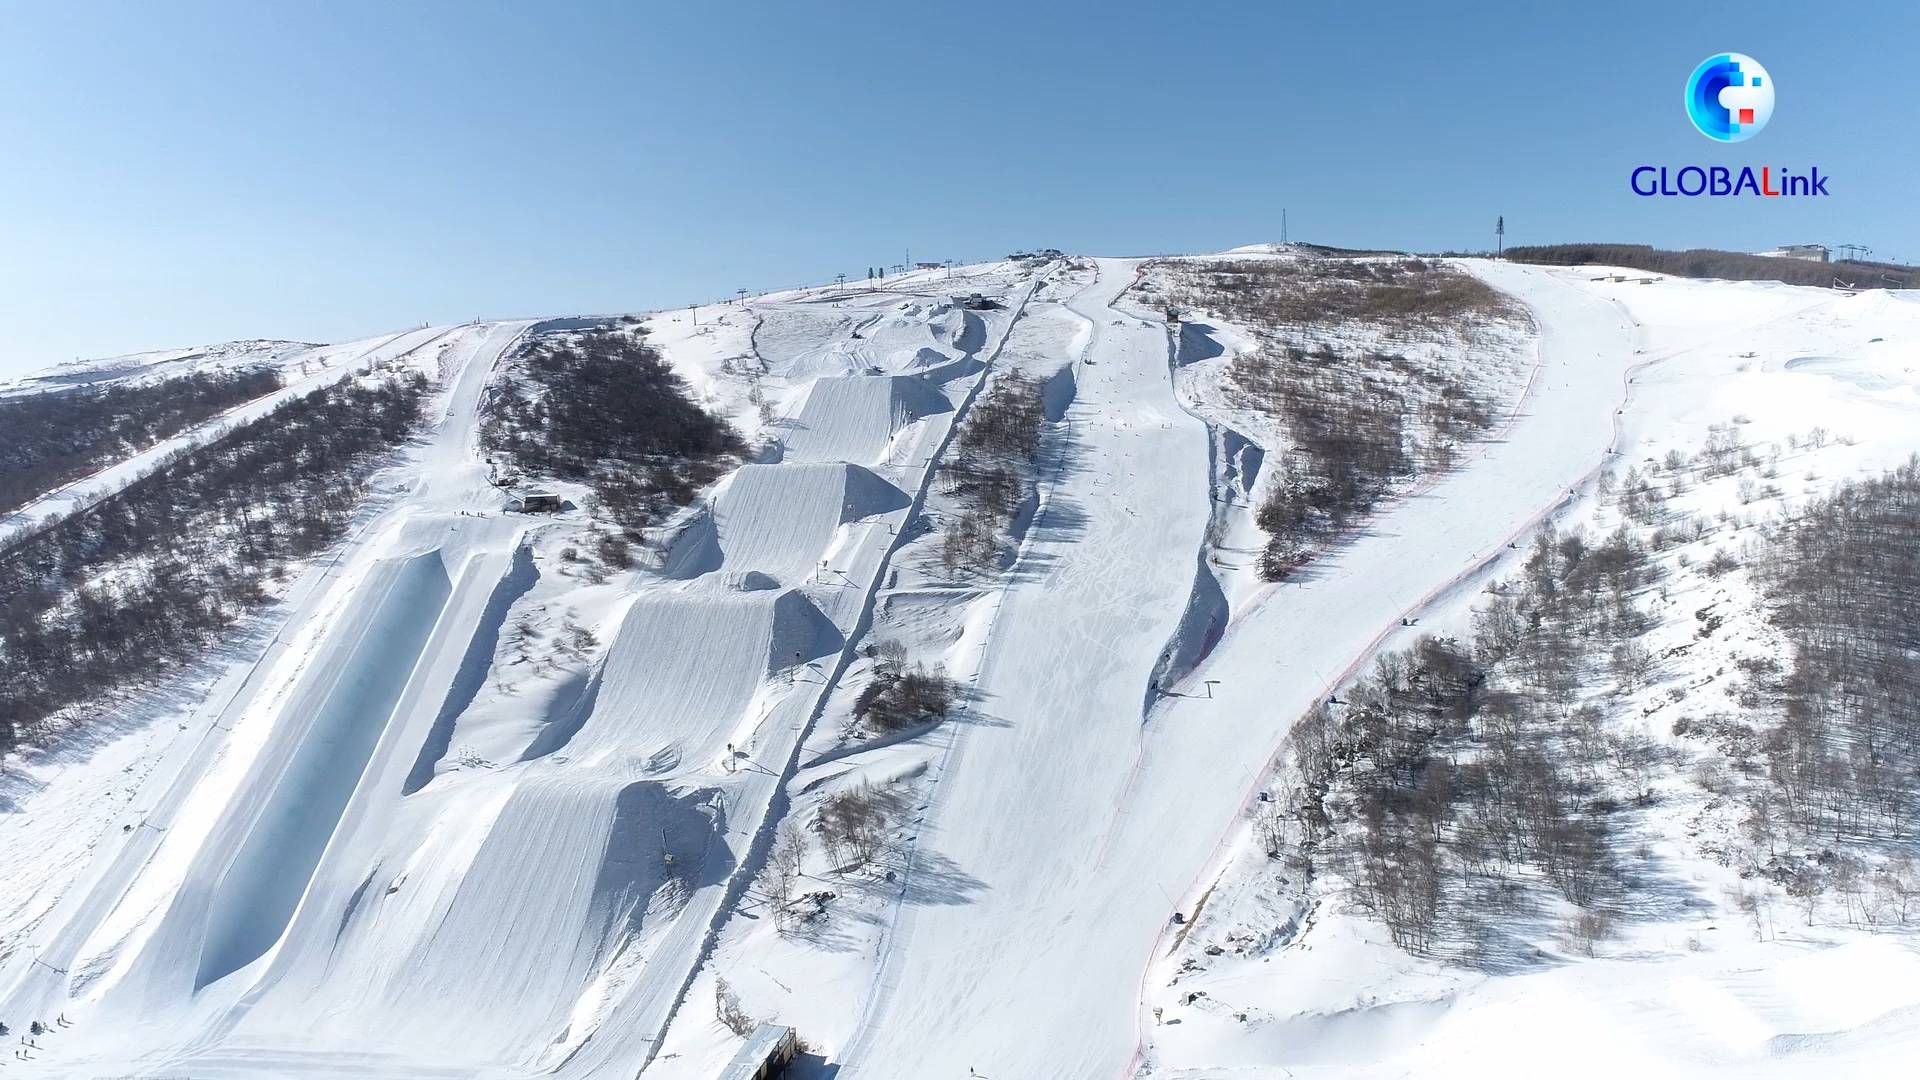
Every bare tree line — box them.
[0,372,431,749]
[1738,457,1920,879]
[1277,521,1664,959]
[763,783,904,932]
[940,371,1046,576]
[850,640,961,736]
[480,328,741,534]
[1507,243,1913,290]
[1268,440,1920,959]
[0,368,283,515]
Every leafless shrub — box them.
[818,784,898,873]
[484,328,742,534]
[853,662,962,734]
[713,976,757,1037]
[1566,907,1616,956]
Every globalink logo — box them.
[1630,52,1828,199]
[1686,53,1773,142]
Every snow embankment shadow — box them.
[1220,426,1264,498]
[953,310,988,357]
[1147,556,1229,711]
[404,542,540,794]
[1176,321,1227,366]
[1041,362,1077,423]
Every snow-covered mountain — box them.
[1,253,1918,1080]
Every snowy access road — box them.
[0,325,451,549]
[838,259,1643,1079]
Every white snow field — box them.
[3,253,1919,1080]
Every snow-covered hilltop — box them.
[1,253,1918,1080]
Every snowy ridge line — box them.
[835,268,1097,1074]
[1119,266,1673,1076]
[630,270,1052,1074]
[0,325,453,554]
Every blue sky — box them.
[1,1,1913,375]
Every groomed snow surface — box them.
[3,256,1919,1079]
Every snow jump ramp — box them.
[663,462,909,583]
[777,375,952,464]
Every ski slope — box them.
[0,263,1044,1077]
[823,256,1591,1076]
[1142,266,1920,1080]
[4,253,1917,1079]
[831,258,1214,1076]
[748,257,1776,1079]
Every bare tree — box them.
[766,819,808,930]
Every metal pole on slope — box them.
[1496,215,1505,259]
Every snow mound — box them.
[1783,354,1915,393]
[779,375,952,464]
[317,776,727,1067]
[663,462,908,583]
[529,586,839,770]
[721,569,781,591]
